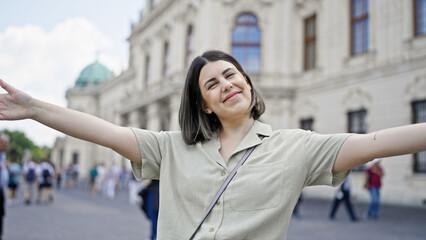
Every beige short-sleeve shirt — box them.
[131,120,351,240]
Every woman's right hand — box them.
[0,79,35,120]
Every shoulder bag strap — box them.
[189,135,264,240]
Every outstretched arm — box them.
[333,123,426,172]
[0,79,141,164]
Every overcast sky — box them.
[0,0,145,146]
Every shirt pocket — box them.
[227,163,289,211]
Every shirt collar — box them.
[201,120,272,164]
[231,120,271,155]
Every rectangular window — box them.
[163,42,169,77]
[300,118,314,131]
[348,109,367,171]
[144,55,150,86]
[72,152,79,165]
[350,0,369,55]
[304,15,316,71]
[348,109,367,134]
[414,0,426,36]
[412,100,426,172]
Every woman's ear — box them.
[202,103,212,114]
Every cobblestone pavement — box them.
[4,186,426,240]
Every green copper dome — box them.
[75,61,114,88]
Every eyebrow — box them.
[203,68,233,88]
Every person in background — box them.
[365,158,384,220]
[6,159,21,206]
[36,159,55,204]
[71,162,79,188]
[55,166,62,190]
[329,174,358,222]
[88,164,98,196]
[138,179,159,240]
[22,159,38,205]
[64,163,73,189]
[0,134,9,240]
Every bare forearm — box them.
[31,99,141,163]
[334,123,426,172]
[368,123,426,157]
[32,99,114,145]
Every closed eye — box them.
[207,82,217,90]
[226,73,234,78]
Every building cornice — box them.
[128,0,176,41]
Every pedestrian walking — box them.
[22,160,38,205]
[88,164,98,196]
[104,166,117,199]
[365,158,384,220]
[138,180,159,240]
[55,166,62,190]
[6,160,21,206]
[64,163,73,189]
[71,163,79,188]
[329,174,358,221]
[36,160,55,204]
[0,50,425,239]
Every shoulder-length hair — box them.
[179,50,265,145]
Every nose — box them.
[222,80,233,92]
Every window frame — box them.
[412,100,426,173]
[231,13,261,73]
[350,0,369,55]
[304,14,317,71]
[413,0,426,36]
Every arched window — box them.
[232,13,261,73]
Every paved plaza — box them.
[3,185,426,240]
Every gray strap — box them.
[189,136,264,240]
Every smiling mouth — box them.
[223,91,240,102]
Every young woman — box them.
[0,50,425,239]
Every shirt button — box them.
[216,200,221,205]
[209,228,215,232]
[221,171,226,176]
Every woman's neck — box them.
[220,117,254,139]
[218,117,255,162]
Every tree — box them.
[1,130,51,163]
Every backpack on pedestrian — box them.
[8,170,16,185]
[25,168,36,183]
[42,168,51,183]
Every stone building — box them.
[52,0,426,207]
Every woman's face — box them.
[198,60,252,122]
